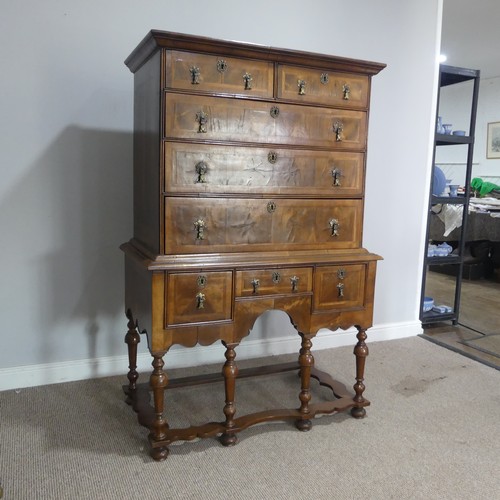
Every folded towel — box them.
[436,204,463,236]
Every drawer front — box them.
[164,198,362,254]
[164,94,367,149]
[166,271,233,326]
[164,50,274,98]
[165,142,364,197]
[313,264,366,312]
[235,267,313,297]
[277,64,369,108]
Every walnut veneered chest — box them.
[121,30,384,460]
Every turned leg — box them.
[124,309,140,403]
[149,353,169,461]
[295,333,314,432]
[351,327,369,419]
[219,342,239,446]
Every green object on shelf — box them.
[471,177,500,196]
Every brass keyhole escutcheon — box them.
[197,275,207,288]
[320,73,329,85]
[270,106,280,118]
[337,269,346,280]
[267,151,278,164]
[272,272,281,284]
[217,59,228,73]
[267,201,277,213]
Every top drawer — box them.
[277,64,369,108]
[164,50,274,98]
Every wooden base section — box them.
[124,362,369,460]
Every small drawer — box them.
[166,271,233,326]
[277,64,369,108]
[313,264,366,312]
[235,267,313,297]
[165,142,364,197]
[164,50,274,98]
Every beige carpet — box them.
[1,336,499,499]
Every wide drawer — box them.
[164,93,367,149]
[235,267,313,297]
[164,197,362,254]
[165,142,364,197]
[164,50,274,98]
[277,64,369,108]
[313,264,366,312]
[165,271,233,326]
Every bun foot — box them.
[350,406,366,419]
[295,418,312,432]
[150,446,169,461]
[219,432,238,447]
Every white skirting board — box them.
[0,321,422,392]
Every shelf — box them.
[440,65,479,86]
[435,134,472,146]
[421,310,456,324]
[431,195,466,205]
[426,255,461,265]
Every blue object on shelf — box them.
[433,166,446,196]
[423,296,434,312]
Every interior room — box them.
[0,0,498,498]
[421,0,500,365]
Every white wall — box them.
[436,76,500,185]
[0,0,442,389]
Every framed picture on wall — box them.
[487,121,500,158]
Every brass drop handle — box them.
[337,268,346,298]
[297,79,306,95]
[290,276,300,292]
[342,83,351,100]
[331,168,342,187]
[196,111,208,133]
[251,279,260,294]
[194,219,206,240]
[195,161,208,183]
[196,292,206,309]
[329,218,340,237]
[333,121,344,142]
[190,66,200,84]
[243,72,253,90]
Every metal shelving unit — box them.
[420,64,480,325]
